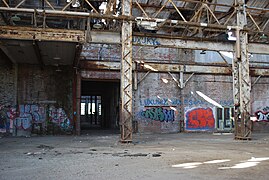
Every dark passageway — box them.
[80,81,120,133]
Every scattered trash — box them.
[26,152,33,156]
[37,145,54,150]
[26,152,42,156]
[123,153,148,157]
[152,154,161,157]
[73,151,83,154]
[33,152,42,155]
[54,152,62,156]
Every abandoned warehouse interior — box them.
[0,0,269,142]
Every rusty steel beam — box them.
[0,7,134,21]
[76,72,81,136]
[79,60,269,76]
[1,26,267,54]
[80,61,120,70]
[80,70,121,80]
[0,26,86,42]
[90,31,269,54]
[0,4,268,36]
[120,0,133,143]
[233,0,252,140]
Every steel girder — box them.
[233,0,252,140]
[120,0,133,142]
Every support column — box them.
[179,71,184,132]
[233,0,252,140]
[76,71,81,135]
[120,0,133,142]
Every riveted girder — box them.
[120,0,133,143]
[233,0,252,140]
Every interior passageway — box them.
[80,80,120,133]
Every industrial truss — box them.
[0,0,269,141]
[0,0,268,41]
[121,0,133,142]
[233,0,251,140]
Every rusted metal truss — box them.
[132,0,269,42]
[120,0,133,143]
[0,0,268,41]
[233,0,252,140]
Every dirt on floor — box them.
[0,131,269,180]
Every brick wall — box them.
[17,64,73,117]
[80,44,269,133]
[0,63,74,135]
[134,72,234,133]
[0,51,15,106]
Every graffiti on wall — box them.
[0,104,73,134]
[48,106,72,131]
[14,118,31,130]
[140,107,175,122]
[19,104,46,123]
[262,106,269,112]
[0,106,16,133]
[140,98,233,107]
[255,111,269,121]
[186,108,215,130]
[133,36,161,46]
[13,104,47,131]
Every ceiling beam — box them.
[0,26,86,43]
[79,60,269,76]
[90,31,269,54]
[0,26,268,54]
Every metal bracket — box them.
[168,71,194,89]
[251,75,261,90]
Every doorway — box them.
[216,107,234,131]
[80,80,120,131]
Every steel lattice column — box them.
[233,0,252,140]
[120,0,133,142]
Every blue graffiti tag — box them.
[141,107,175,122]
[140,98,233,107]
[133,36,161,46]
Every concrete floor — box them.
[0,132,269,180]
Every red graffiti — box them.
[186,108,215,130]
